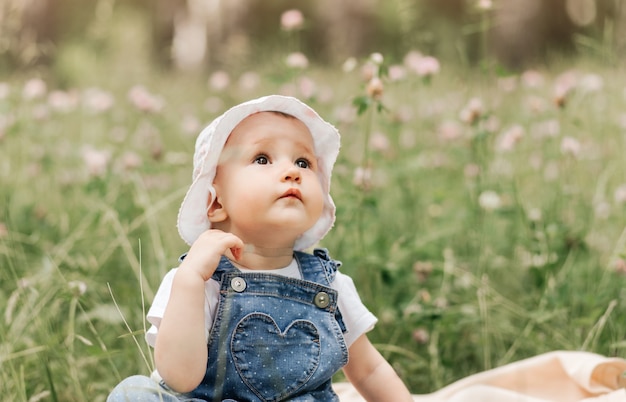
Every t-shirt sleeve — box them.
[145,269,177,348]
[332,271,378,347]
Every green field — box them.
[1,53,626,401]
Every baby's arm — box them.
[154,230,243,393]
[342,334,413,402]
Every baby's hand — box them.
[179,229,244,281]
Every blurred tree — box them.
[1,0,625,76]
[0,0,56,69]
[490,0,577,68]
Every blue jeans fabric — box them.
[191,248,348,401]
[107,375,207,402]
[108,249,348,402]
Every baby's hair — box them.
[267,110,297,120]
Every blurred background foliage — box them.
[2,1,626,400]
[1,0,625,83]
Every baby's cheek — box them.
[310,187,326,217]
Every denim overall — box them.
[189,248,349,401]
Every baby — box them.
[107,95,412,401]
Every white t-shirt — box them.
[145,258,377,349]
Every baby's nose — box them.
[283,165,301,182]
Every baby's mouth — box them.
[280,188,302,200]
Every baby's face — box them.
[210,112,325,246]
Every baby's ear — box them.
[207,195,227,223]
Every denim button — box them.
[231,277,247,292]
[314,291,330,308]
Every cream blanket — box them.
[333,351,626,401]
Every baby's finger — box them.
[221,233,244,260]
[230,246,242,261]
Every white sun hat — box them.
[177,95,340,251]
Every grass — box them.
[1,53,626,401]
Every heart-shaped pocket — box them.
[231,313,320,401]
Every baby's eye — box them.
[254,155,269,165]
[295,158,310,169]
